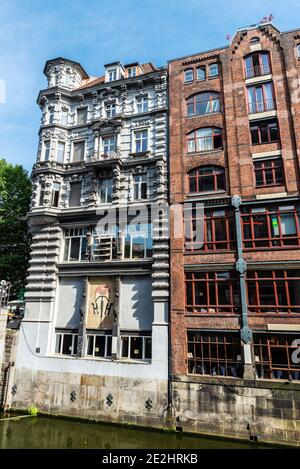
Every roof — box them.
[43,57,89,79]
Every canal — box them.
[0,413,270,449]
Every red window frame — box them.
[254,333,300,380]
[187,127,222,153]
[187,331,243,377]
[247,82,275,114]
[241,206,300,249]
[186,92,220,117]
[254,158,284,187]
[185,272,240,315]
[247,270,300,315]
[185,208,235,252]
[244,52,271,78]
[188,166,226,193]
[250,119,279,145]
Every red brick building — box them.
[169,22,300,386]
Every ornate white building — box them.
[12,58,169,423]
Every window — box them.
[247,270,300,314]
[61,109,68,126]
[49,109,54,124]
[187,331,242,377]
[250,119,279,144]
[77,107,87,125]
[185,208,235,252]
[241,205,300,249]
[254,334,300,380]
[185,272,240,314]
[99,178,112,203]
[136,95,148,113]
[69,182,81,207]
[93,232,117,261]
[55,330,78,356]
[196,67,206,81]
[133,174,147,200]
[254,158,284,187]
[124,223,153,259]
[184,69,194,83]
[64,73,71,87]
[56,142,65,163]
[121,333,152,360]
[250,37,260,45]
[209,63,219,77]
[187,128,222,153]
[247,82,275,114]
[102,136,116,155]
[39,183,45,206]
[86,332,112,358]
[187,92,220,117]
[134,130,148,153]
[105,102,116,118]
[108,69,117,81]
[244,52,271,78]
[73,141,85,162]
[188,166,226,193]
[51,183,60,207]
[43,141,51,161]
[127,67,136,78]
[64,227,87,261]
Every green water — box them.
[0,414,269,449]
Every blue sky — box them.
[1,0,300,172]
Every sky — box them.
[1,0,300,173]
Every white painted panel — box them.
[119,276,153,330]
[56,277,83,328]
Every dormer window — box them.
[127,67,136,78]
[108,69,117,82]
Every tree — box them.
[0,159,32,298]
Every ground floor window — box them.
[86,331,112,358]
[55,330,78,356]
[254,333,300,380]
[187,331,242,377]
[120,332,152,360]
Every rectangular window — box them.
[77,107,87,125]
[247,270,300,315]
[244,52,271,79]
[44,141,51,161]
[184,69,194,82]
[133,174,147,200]
[187,331,242,377]
[56,142,65,163]
[185,209,235,252]
[250,119,279,144]
[136,96,148,113]
[247,82,275,114]
[254,158,284,187]
[196,67,206,81]
[102,136,116,155]
[105,102,116,118]
[241,205,300,249]
[49,110,54,124]
[86,332,112,358]
[134,130,148,153]
[121,333,152,360]
[127,67,136,78]
[39,183,45,206]
[185,272,240,314]
[209,63,219,77]
[61,110,68,126]
[73,141,85,162]
[254,333,300,380]
[55,330,78,356]
[69,182,81,207]
[124,223,153,259]
[108,69,117,82]
[99,178,112,203]
[64,227,87,261]
[51,182,60,207]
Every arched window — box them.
[187,128,222,153]
[250,37,260,45]
[244,52,271,78]
[184,69,194,83]
[188,166,226,193]
[187,92,220,116]
[196,67,206,81]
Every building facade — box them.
[169,23,300,443]
[12,58,170,424]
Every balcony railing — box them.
[248,99,275,114]
[245,63,271,79]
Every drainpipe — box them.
[232,195,255,379]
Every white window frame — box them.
[99,178,113,204]
[184,69,194,83]
[43,141,51,161]
[120,334,152,361]
[136,95,148,113]
[108,69,117,82]
[102,136,116,155]
[72,140,85,162]
[209,63,219,78]
[86,333,112,358]
[49,109,55,124]
[56,141,65,163]
[55,331,78,356]
[64,228,87,262]
[127,67,137,78]
[105,102,116,118]
[133,173,148,200]
[61,109,68,126]
[134,129,148,153]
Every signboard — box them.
[86,277,115,329]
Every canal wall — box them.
[0,309,7,381]
[0,312,19,409]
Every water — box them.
[0,413,268,449]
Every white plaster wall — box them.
[55,277,83,328]
[119,276,153,330]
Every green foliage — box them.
[28,405,38,416]
[0,159,32,297]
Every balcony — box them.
[245,63,271,79]
[248,99,275,115]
